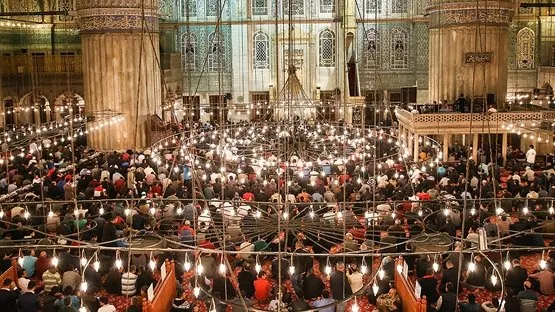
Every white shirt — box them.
[526,148,536,164]
[347,271,364,293]
[98,304,117,312]
[17,277,30,292]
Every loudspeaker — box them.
[486,93,495,105]
[401,87,417,104]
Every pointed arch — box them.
[390,28,408,70]
[253,31,270,69]
[363,28,379,69]
[208,32,225,71]
[517,27,535,69]
[319,29,336,67]
[181,33,197,71]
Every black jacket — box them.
[418,276,439,304]
[0,288,20,312]
[302,274,325,299]
[329,271,352,300]
[237,270,255,298]
[506,266,528,292]
[18,292,41,312]
[438,292,457,312]
[440,267,459,290]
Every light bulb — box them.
[337,211,343,219]
[496,207,504,215]
[443,208,450,216]
[540,259,547,270]
[149,259,156,271]
[93,261,100,272]
[80,257,87,267]
[99,207,104,215]
[79,307,87,312]
[176,207,183,215]
[48,210,54,218]
[490,274,498,286]
[549,207,554,215]
[432,262,439,272]
[324,265,332,275]
[396,264,403,274]
[352,302,360,312]
[115,259,122,269]
[124,208,130,216]
[255,263,261,274]
[417,210,423,217]
[193,286,200,298]
[372,283,379,295]
[468,262,476,272]
[504,261,511,270]
[80,282,88,292]
[255,210,261,218]
[23,211,30,219]
[52,257,59,267]
[197,263,204,275]
[523,207,529,215]
[391,212,396,219]
[470,208,476,216]
[361,264,368,274]
[289,266,295,275]
[378,269,385,280]
[18,257,24,266]
[150,207,156,215]
[184,260,191,272]
[219,263,226,274]
[309,210,315,219]
[0,210,4,218]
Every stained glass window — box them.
[391,28,408,70]
[253,31,270,69]
[253,0,268,15]
[365,0,381,14]
[181,0,197,17]
[207,0,219,16]
[319,29,336,67]
[320,0,335,13]
[181,33,197,71]
[208,32,225,71]
[283,0,304,16]
[364,28,379,69]
[517,28,535,69]
[391,0,407,14]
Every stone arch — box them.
[54,92,85,121]
[17,92,51,125]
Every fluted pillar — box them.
[427,1,515,105]
[76,0,161,151]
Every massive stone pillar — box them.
[76,0,161,151]
[427,1,515,105]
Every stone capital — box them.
[76,1,159,34]
[426,1,516,28]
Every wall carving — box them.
[78,15,158,33]
[464,52,493,63]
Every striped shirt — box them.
[42,270,61,292]
[121,272,137,296]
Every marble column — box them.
[413,133,420,162]
[426,1,514,105]
[76,0,162,151]
[443,134,450,162]
[472,133,479,162]
[501,133,508,165]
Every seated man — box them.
[376,288,401,312]
[459,294,480,312]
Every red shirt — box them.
[254,278,271,302]
[242,192,255,201]
[199,240,215,250]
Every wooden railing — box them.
[0,260,18,284]
[0,55,82,74]
[394,258,427,312]
[142,260,176,312]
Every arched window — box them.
[391,0,407,13]
[364,28,379,69]
[208,32,225,71]
[517,27,535,69]
[207,0,219,16]
[365,0,381,14]
[391,28,408,70]
[253,31,270,69]
[181,33,196,71]
[319,29,336,67]
[253,0,268,15]
[283,0,304,16]
[181,0,197,17]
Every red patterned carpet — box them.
[106,252,555,311]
